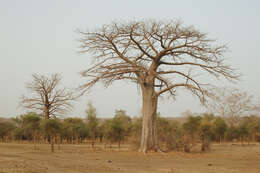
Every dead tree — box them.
[207,87,253,126]
[78,20,239,153]
[21,73,76,119]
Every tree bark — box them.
[139,87,159,153]
[44,106,50,119]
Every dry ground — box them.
[0,143,260,173]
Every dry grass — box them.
[0,143,260,173]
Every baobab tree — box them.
[21,73,76,119]
[78,20,239,153]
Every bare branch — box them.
[206,87,254,126]
[78,19,239,102]
[20,73,77,119]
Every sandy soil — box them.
[0,143,260,173]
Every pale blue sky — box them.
[1,0,260,118]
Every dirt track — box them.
[0,143,260,173]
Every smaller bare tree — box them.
[20,73,76,119]
[207,87,253,126]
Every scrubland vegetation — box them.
[1,108,260,173]
[1,107,260,153]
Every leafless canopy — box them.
[78,20,239,102]
[207,87,254,126]
[78,19,240,152]
[20,73,76,119]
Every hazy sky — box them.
[1,0,260,118]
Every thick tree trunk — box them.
[44,106,50,119]
[139,87,159,153]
